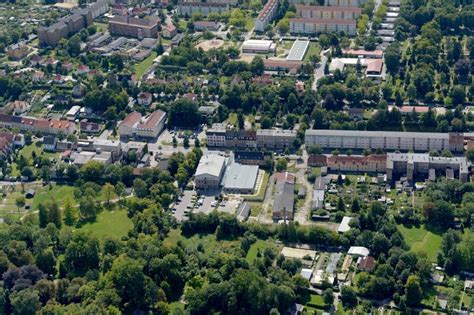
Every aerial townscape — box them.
[0,0,473,312]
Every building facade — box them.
[109,16,160,39]
[0,114,76,135]
[255,0,279,32]
[327,155,387,173]
[118,110,167,139]
[305,129,464,152]
[295,5,361,20]
[289,18,356,35]
[194,153,227,189]
[177,2,230,16]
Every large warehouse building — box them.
[305,129,464,152]
[222,162,259,194]
[241,40,276,53]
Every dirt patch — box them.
[195,39,225,52]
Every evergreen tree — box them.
[38,203,49,229]
[48,199,62,229]
[63,198,77,226]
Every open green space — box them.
[31,184,75,210]
[134,51,158,78]
[398,224,442,262]
[304,43,321,62]
[246,239,278,264]
[306,294,326,309]
[79,209,133,239]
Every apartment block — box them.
[38,1,107,47]
[289,18,356,35]
[256,129,297,149]
[177,2,230,16]
[289,0,365,7]
[255,0,279,32]
[305,129,464,152]
[295,5,361,20]
[206,124,297,150]
[109,16,160,39]
[0,114,76,135]
[327,155,387,173]
[386,153,469,182]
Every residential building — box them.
[43,136,58,151]
[256,129,297,150]
[3,101,30,115]
[307,154,327,166]
[66,105,81,120]
[0,133,15,158]
[273,172,295,220]
[194,153,227,189]
[118,110,167,139]
[295,5,361,19]
[348,246,370,257]
[193,21,220,31]
[386,152,470,183]
[289,18,357,35]
[327,155,387,173]
[329,58,384,78]
[38,4,101,47]
[290,0,365,5]
[162,24,177,38]
[241,40,276,53]
[305,129,464,152]
[0,114,76,135]
[7,43,29,61]
[234,150,267,166]
[255,0,279,32]
[177,2,230,16]
[137,92,153,106]
[109,16,160,39]
[358,256,376,272]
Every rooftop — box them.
[305,129,452,140]
[222,163,259,190]
[195,153,226,177]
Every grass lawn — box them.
[306,294,326,309]
[247,202,263,217]
[79,209,133,239]
[304,43,321,62]
[245,17,255,31]
[227,112,238,126]
[31,184,75,211]
[20,142,60,160]
[134,51,158,78]
[398,224,442,262]
[242,171,269,202]
[246,239,278,264]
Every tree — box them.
[48,199,62,228]
[102,183,115,207]
[10,288,41,315]
[351,198,360,212]
[15,196,25,214]
[115,182,126,203]
[64,232,100,276]
[133,179,148,198]
[385,43,400,74]
[276,158,288,172]
[21,166,33,179]
[250,56,264,75]
[322,288,334,305]
[340,286,357,308]
[38,203,49,228]
[63,198,77,226]
[405,275,422,306]
[107,255,157,308]
[168,99,202,128]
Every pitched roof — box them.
[120,111,142,128]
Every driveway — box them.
[173,190,196,222]
[311,51,329,91]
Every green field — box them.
[79,209,133,239]
[398,225,442,262]
[134,51,158,78]
[31,184,76,210]
[164,229,240,255]
[304,43,321,62]
[306,294,326,309]
[246,239,278,264]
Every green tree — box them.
[48,199,62,229]
[405,275,422,306]
[322,288,334,305]
[102,183,115,207]
[38,203,49,228]
[63,198,77,226]
[10,288,41,315]
[275,158,288,172]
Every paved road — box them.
[311,51,329,91]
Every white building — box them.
[289,18,357,35]
[305,129,464,152]
[195,153,227,189]
[118,110,167,139]
[241,40,276,53]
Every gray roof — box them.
[305,129,451,140]
[257,129,297,137]
[287,40,310,61]
[237,202,251,221]
[338,216,352,233]
[273,181,294,214]
[222,163,258,190]
[195,153,226,177]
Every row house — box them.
[327,155,387,173]
[0,114,76,135]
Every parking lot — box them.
[172,190,241,221]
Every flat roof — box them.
[287,40,310,61]
[222,163,259,190]
[338,216,352,233]
[195,153,226,177]
[305,129,451,140]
